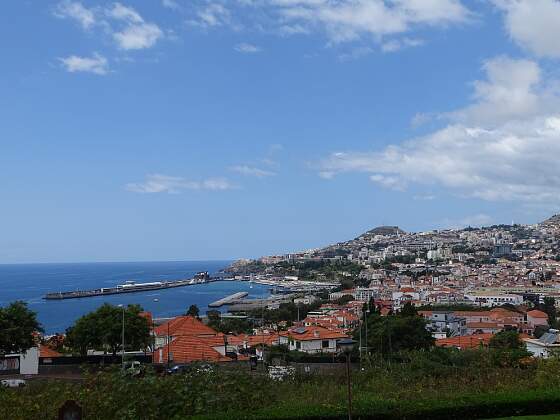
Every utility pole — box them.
[167,321,171,369]
[119,304,125,370]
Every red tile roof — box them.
[39,345,62,358]
[156,335,230,364]
[467,322,500,329]
[154,316,217,337]
[527,309,548,319]
[436,334,494,349]
[280,326,348,341]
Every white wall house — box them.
[524,330,560,358]
[279,327,347,354]
[1,347,39,375]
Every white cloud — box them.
[413,194,436,200]
[184,0,471,50]
[162,0,180,10]
[263,0,471,43]
[54,1,96,30]
[381,37,424,52]
[318,56,560,204]
[54,2,164,51]
[493,0,560,58]
[59,53,109,75]
[188,4,231,28]
[113,23,164,50]
[107,3,164,50]
[230,165,276,177]
[107,3,144,23]
[126,174,234,193]
[449,56,552,126]
[369,174,406,191]
[234,43,262,53]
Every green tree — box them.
[488,330,528,367]
[538,297,557,327]
[399,302,418,317]
[186,304,200,318]
[0,301,43,355]
[534,324,548,338]
[335,295,354,305]
[489,330,523,350]
[66,304,150,356]
[358,313,434,356]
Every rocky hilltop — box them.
[541,214,560,226]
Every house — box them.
[279,326,348,354]
[0,347,39,375]
[422,311,467,339]
[436,333,493,350]
[153,315,279,364]
[153,315,217,349]
[153,316,234,364]
[524,329,560,358]
[526,310,549,329]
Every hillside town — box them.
[221,215,560,356]
[8,215,560,380]
[6,216,560,419]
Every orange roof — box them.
[436,333,494,349]
[454,311,491,317]
[154,316,217,337]
[40,345,62,358]
[527,309,548,319]
[280,326,348,341]
[245,334,280,347]
[156,335,231,364]
[467,322,500,329]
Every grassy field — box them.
[3,349,560,419]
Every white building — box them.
[1,347,39,375]
[524,330,560,358]
[279,326,347,354]
[464,292,523,307]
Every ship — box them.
[43,272,211,300]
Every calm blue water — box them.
[0,261,269,334]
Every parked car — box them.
[1,379,26,388]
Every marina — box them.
[208,292,249,308]
[43,272,211,300]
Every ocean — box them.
[0,260,270,334]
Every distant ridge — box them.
[359,226,406,238]
[541,214,560,226]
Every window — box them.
[296,341,301,350]
[322,340,329,348]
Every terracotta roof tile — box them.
[527,309,548,319]
[154,316,217,337]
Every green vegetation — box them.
[4,350,560,419]
[246,300,324,325]
[185,304,200,318]
[229,259,363,284]
[206,311,253,334]
[356,304,435,355]
[65,303,150,356]
[0,301,42,355]
[535,297,557,327]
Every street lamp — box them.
[118,304,125,370]
[338,338,356,420]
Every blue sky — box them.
[2,0,560,263]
